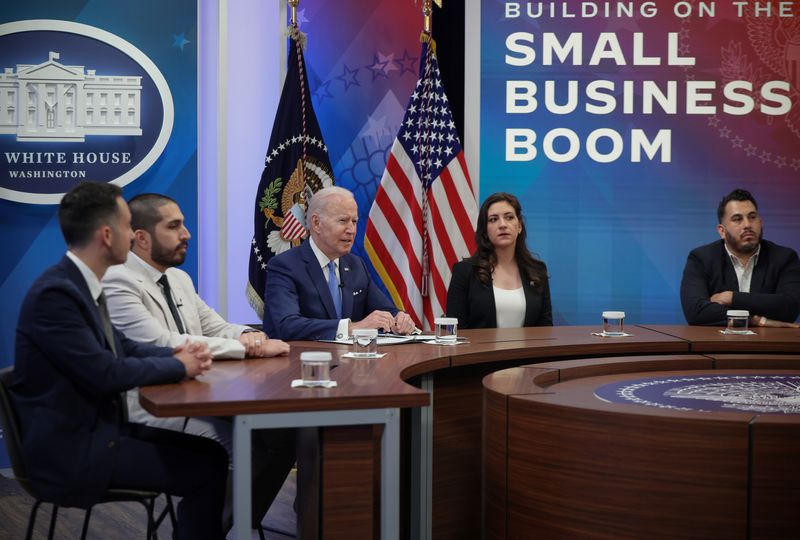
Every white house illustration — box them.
[0,51,142,142]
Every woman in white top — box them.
[446,192,552,328]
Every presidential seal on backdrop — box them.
[0,20,174,204]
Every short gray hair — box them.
[307,186,355,220]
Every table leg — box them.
[410,374,433,540]
[381,408,400,540]
[233,416,252,540]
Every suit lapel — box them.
[340,256,353,319]
[719,245,740,291]
[475,274,497,328]
[520,269,537,326]
[301,242,338,319]
[165,269,199,334]
[749,244,767,293]
[60,257,117,353]
[127,257,175,330]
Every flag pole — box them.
[289,0,299,27]
[287,0,308,206]
[422,0,432,35]
[419,0,435,299]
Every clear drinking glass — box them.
[434,317,458,344]
[602,311,625,336]
[300,351,332,385]
[352,328,379,357]
[726,310,750,334]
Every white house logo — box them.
[594,374,800,415]
[0,20,174,204]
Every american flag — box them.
[365,43,477,330]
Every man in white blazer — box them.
[102,193,294,531]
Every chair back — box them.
[0,367,33,493]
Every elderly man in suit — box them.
[11,182,228,540]
[263,186,416,340]
[102,193,294,531]
[680,188,800,327]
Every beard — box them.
[151,238,187,268]
[724,227,762,256]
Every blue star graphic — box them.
[296,8,310,27]
[397,49,418,76]
[336,64,360,91]
[172,32,190,51]
[313,80,334,103]
[366,54,390,81]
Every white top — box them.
[724,243,760,293]
[493,286,526,328]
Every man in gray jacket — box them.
[103,193,294,531]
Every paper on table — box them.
[340,352,388,359]
[291,379,338,388]
[591,331,634,338]
[316,334,436,346]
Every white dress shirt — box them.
[725,243,760,293]
[309,237,350,339]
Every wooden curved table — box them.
[139,325,800,539]
[484,355,800,540]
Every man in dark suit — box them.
[680,188,800,327]
[11,182,228,540]
[263,186,416,340]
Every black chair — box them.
[0,367,177,539]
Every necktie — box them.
[96,292,117,356]
[157,274,186,334]
[327,260,342,319]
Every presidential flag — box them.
[247,28,334,317]
[364,42,477,330]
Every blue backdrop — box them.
[478,1,800,325]
[0,0,198,468]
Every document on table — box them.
[317,334,436,346]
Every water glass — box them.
[352,328,379,357]
[300,351,331,386]
[726,310,750,334]
[602,311,625,336]
[434,317,458,344]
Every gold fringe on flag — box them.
[419,32,437,55]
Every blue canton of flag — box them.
[399,55,461,189]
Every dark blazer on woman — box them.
[446,258,552,329]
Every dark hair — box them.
[128,193,177,234]
[717,188,758,223]
[471,192,547,291]
[58,182,123,247]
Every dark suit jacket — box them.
[446,258,553,329]
[11,256,184,508]
[680,239,800,325]
[263,241,397,340]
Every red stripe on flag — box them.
[456,153,474,193]
[373,187,423,282]
[365,220,418,321]
[427,191,458,269]
[385,154,423,226]
[438,161,476,253]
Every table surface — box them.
[139,325,800,417]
